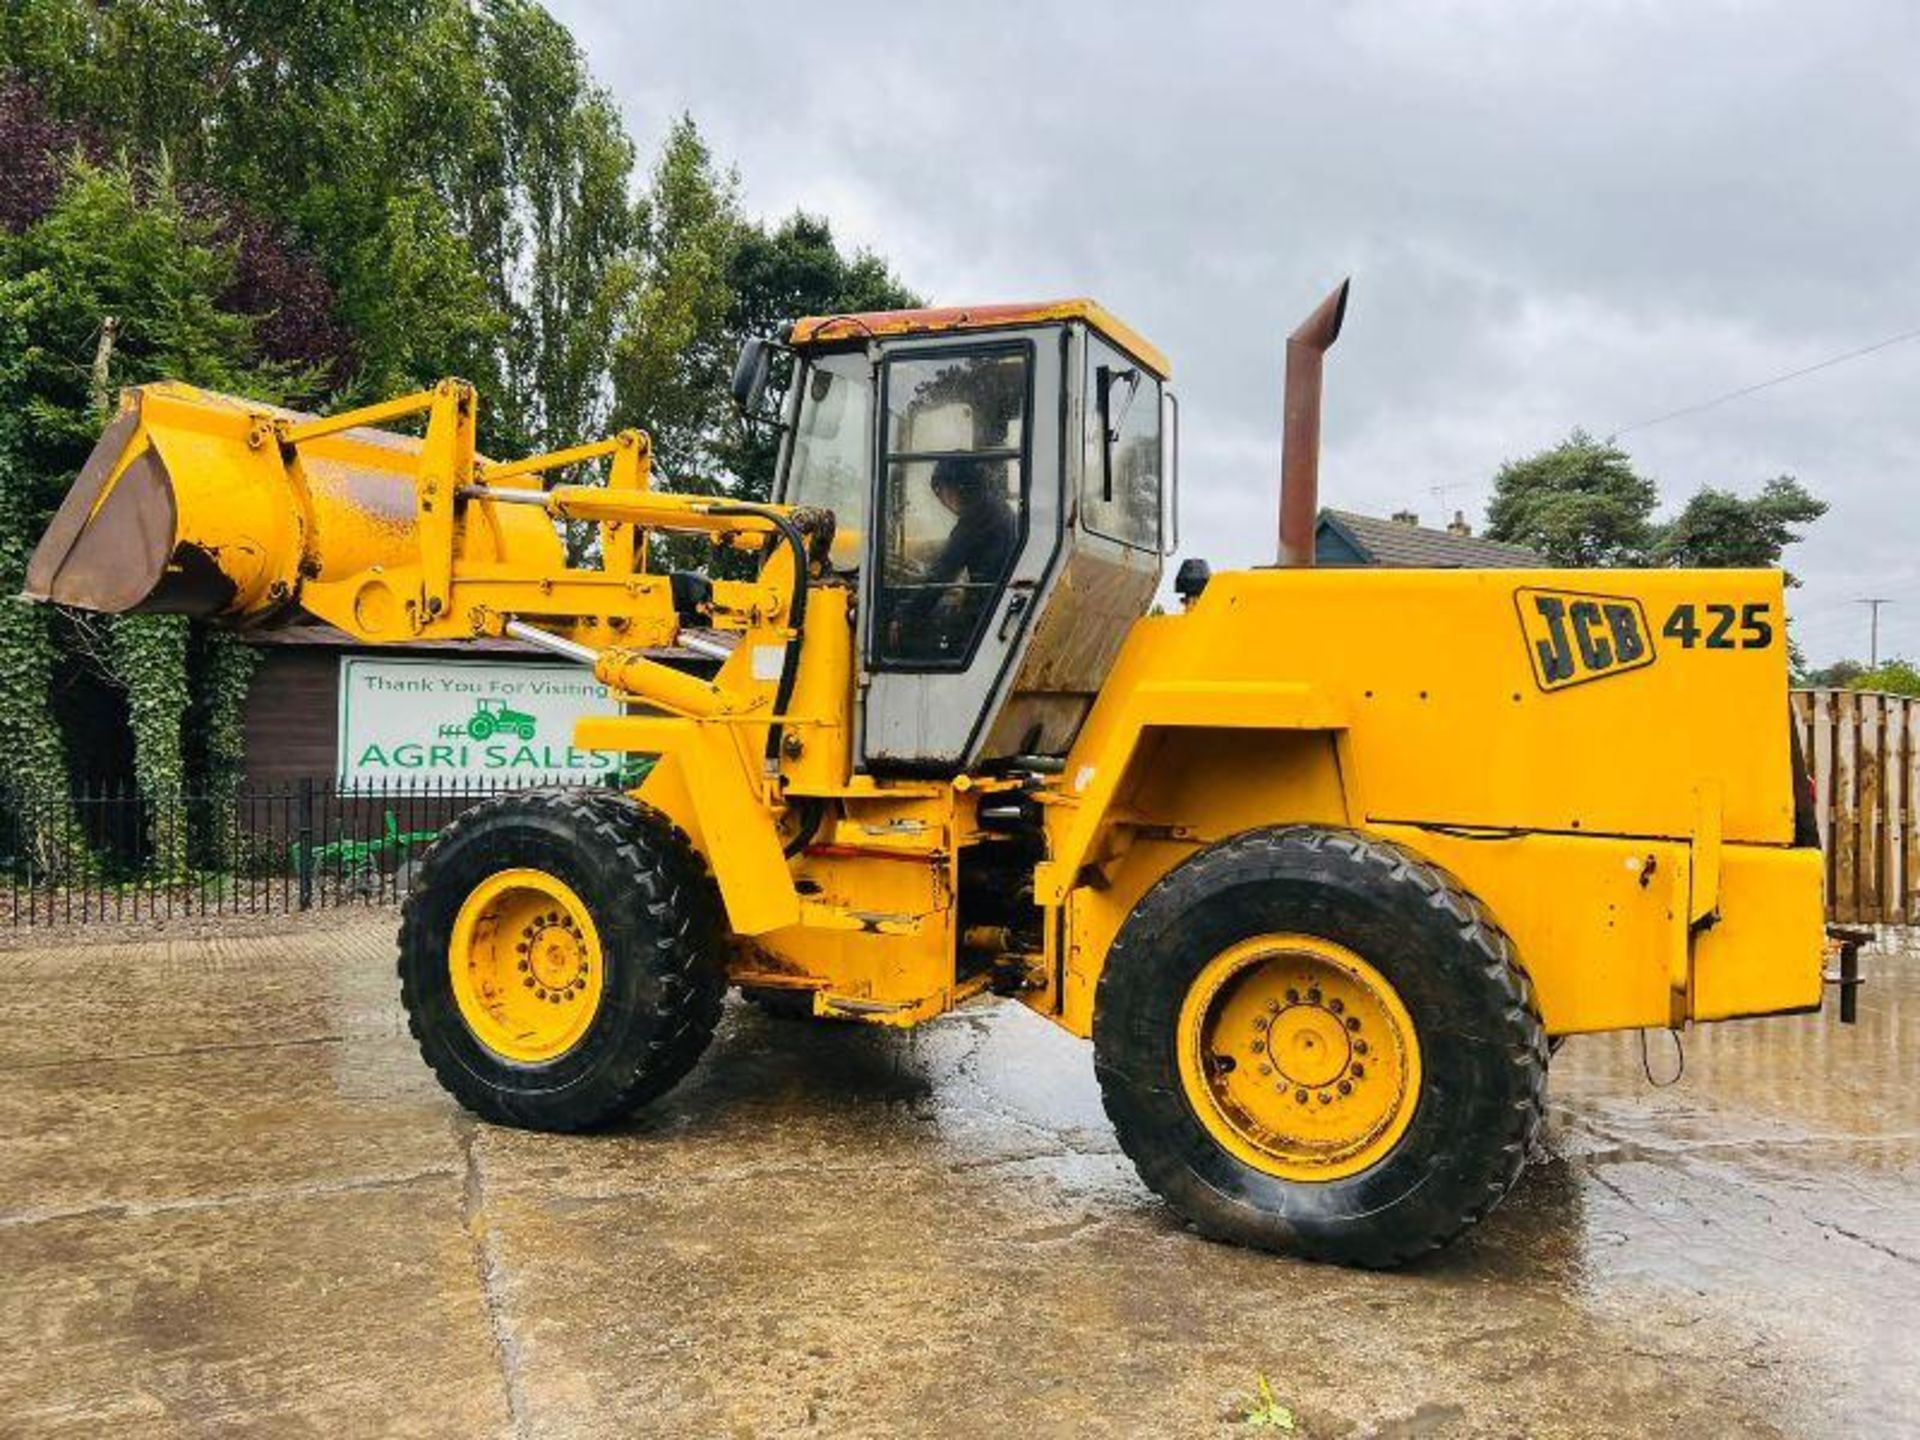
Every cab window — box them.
[873,345,1030,669]
[1081,332,1162,550]
[785,351,873,572]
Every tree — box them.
[1486,433,1826,580]
[1,5,923,802]
[1484,429,1658,566]
[727,211,919,340]
[720,212,919,501]
[476,0,637,459]
[1802,658,1865,688]
[1846,660,1920,697]
[3,0,507,410]
[609,137,925,574]
[609,116,742,488]
[0,156,307,863]
[1654,476,1826,580]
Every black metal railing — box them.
[0,776,618,926]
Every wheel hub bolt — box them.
[1354,1039,1369,1055]
[1329,998,1344,1014]
[1346,1016,1361,1032]
[1257,1062,1274,1076]
[1250,1040,1265,1054]
[1295,1089,1309,1104]
[1337,1080,1352,1095]
[1318,1091,1332,1104]
[1307,987,1322,1003]
[1267,999,1282,1014]
[1351,1063,1366,1079]
[1285,989,1299,1004]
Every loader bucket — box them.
[25,382,558,620]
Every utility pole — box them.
[1857,598,1893,670]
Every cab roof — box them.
[788,299,1170,379]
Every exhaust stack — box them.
[1277,279,1350,567]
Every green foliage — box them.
[612,116,744,485]
[5,0,608,440]
[0,157,302,845]
[1802,657,1866,688]
[1846,660,1920,698]
[1654,476,1826,581]
[1486,434,1826,580]
[610,121,917,567]
[0,1,918,835]
[720,211,919,502]
[1239,1375,1299,1431]
[480,0,637,459]
[108,613,191,873]
[188,629,258,864]
[0,234,73,811]
[1485,429,1659,565]
[728,211,921,340]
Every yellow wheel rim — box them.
[448,868,605,1064]
[1176,934,1421,1182]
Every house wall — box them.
[1313,527,1370,566]
[241,648,344,786]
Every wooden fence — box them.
[1792,688,1917,925]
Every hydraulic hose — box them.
[706,503,810,771]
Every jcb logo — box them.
[1515,588,1655,691]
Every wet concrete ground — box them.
[0,918,1914,1438]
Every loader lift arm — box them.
[27,377,813,729]
[26,376,819,934]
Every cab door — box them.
[857,329,1062,773]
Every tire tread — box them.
[397,787,725,1132]
[1093,824,1548,1267]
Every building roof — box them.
[239,618,732,664]
[1316,509,1544,569]
[789,299,1171,379]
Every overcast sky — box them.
[552,0,1919,666]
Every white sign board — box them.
[338,657,622,785]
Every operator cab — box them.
[761,301,1176,775]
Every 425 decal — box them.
[1661,602,1774,650]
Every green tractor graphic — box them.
[440,697,537,742]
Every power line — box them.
[1609,323,1920,440]
[1419,321,1920,531]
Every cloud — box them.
[552,0,1920,664]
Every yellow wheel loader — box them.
[26,285,1831,1267]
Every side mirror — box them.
[730,336,774,414]
[1174,557,1211,605]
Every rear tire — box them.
[1093,825,1547,1268]
[399,788,726,1131]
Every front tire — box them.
[1093,825,1547,1268]
[398,788,725,1131]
